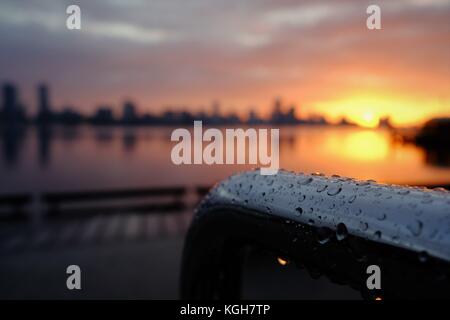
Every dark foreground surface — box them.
[0,209,361,299]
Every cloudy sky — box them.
[0,0,449,126]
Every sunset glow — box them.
[0,0,449,126]
[313,92,450,127]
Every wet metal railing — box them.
[181,170,450,299]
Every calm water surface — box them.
[1,125,449,194]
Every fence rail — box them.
[0,186,210,221]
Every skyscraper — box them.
[1,83,25,122]
[2,83,18,116]
[37,84,52,121]
[122,101,137,123]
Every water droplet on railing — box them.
[277,257,288,266]
[295,207,303,216]
[317,227,333,244]
[336,223,348,241]
[327,186,342,196]
[348,195,357,203]
[407,220,423,236]
[299,177,313,185]
[359,221,369,231]
[418,251,428,263]
[376,212,386,221]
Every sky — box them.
[0,0,449,127]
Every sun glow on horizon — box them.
[361,111,379,128]
[312,91,450,128]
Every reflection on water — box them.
[0,125,449,194]
[37,125,52,167]
[1,125,26,166]
[323,130,390,162]
[423,147,450,168]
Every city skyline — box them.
[0,81,335,126]
[0,1,449,128]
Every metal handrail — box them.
[181,170,450,299]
